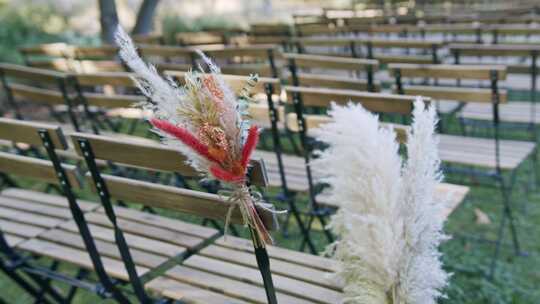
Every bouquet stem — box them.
[250,227,278,304]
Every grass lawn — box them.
[0,89,539,303]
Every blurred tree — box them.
[98,0,161,44]
[133,0,161,35]
[98,0,119,43]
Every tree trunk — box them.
[132,0,161,35]
[98,0,119,44]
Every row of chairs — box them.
[294,4,540,27]
[16,40,540,138]
[0,62,483,302]
[0,117,346,303]
[3,37,537,285]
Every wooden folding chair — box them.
[389,63,537,278]
[450,43,540,143]
[65,133,346,303]
[283,86,420,250]
[0,63,80,131]
[0,118,102,303]
[67,131,283,303]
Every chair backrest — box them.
[250,23,292,37]
[293,37,443,64]
[283,53,379,91]
[71,132,267,183]
[284,86,416,116]
[0,118,79,189]
[449,43,540,74]
[73,45,119,61]
[388,63,508,104]
[294,22,339,37]
[0,63,81,130]
[132,33,164,45]
[286,113,409,143]
[71,72,146,134]
[196,45,281,78]
[389,63,508,171]
[137,45,194,72]
[73,72,143,109]
[176,31,226,46]
[19,43,73,66]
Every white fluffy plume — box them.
[312,98,449,304]
[114,26,205,170]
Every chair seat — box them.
[253,150,470,219]
[439,134,536,170]
[317,183,469,219]
[0,188,98,247]
[146,235,344,304]
[459,101,540,124]
[16,205,219,281]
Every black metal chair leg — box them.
[489,175,523,279]
[0,260,56,304]
[299,214,316,252]
[64,268,88,303]
[33,261,60,304]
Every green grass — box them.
[1,90,540,303]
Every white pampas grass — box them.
[313,98,449,304]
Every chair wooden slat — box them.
[19,43,71,57]
[285,113,409,143]
[399,85,508,103]
[74,72,136,87]
[73,46,118,59]
[138,45,194,58]
[449,43,539,57]
[0,118,67,149]
[8,83,68,106]
[0,63,66,83]
[198,45,277,59]
[283,53,378,70]
[83,93,143,108]
[288,73,378,91]
[165,71,281,94]
[0,152,80,189]
[284,86,415,114]
[388,63,507,80]
[85,173,274,230]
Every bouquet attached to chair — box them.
[115,28,277,248]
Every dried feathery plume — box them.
[312,98,449,304]
[115,26,205,170]
[398,98,450,304]
[313,102,405,303]
[114,26,275,246]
